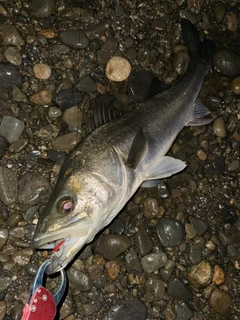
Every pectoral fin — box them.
[143,156,186,185]
[186,97,212,126]
[126,127,148,169]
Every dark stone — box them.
[52,88,83,110]
[0,63,22,88]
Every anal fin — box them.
[186,97,212,126]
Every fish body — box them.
[33,19,215,274]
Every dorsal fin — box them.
[126,127,148,169]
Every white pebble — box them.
[106,56,131,82]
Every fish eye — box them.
[58,197,74,214]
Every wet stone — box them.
[102,298,147,320]
[59,29,89,49]
[189,243,202,265]
[78,245,92,260]
[8,213,22,227]
[109,218,124,235]
[62,106,82,130]
[33,63,52,80]
[48,106,62,118]
[213,118,227,139]
[98,38,119,64]
[106,56,131,82]
[51,132,81,152]
[67,268,93,291]
[0,166,18,205]
[209,288,231,314]
[9,226,25,238]
[94,234,131,260]
[30,0,56,18]
[151,18,166,31]
[174,52,189,75]
[3,47,22,66]
[145,277,165,302]
[51,44,70,56]
[76,75,97,93]
[125,249,142,275]
[1,25,24,46]
[25,264,38,276]
[12,248,34,266]
[0,136,8,159]
[0,228,8,249]
[160,267,174,282]
[76,302,96,316]
[156,218,185,247]
[12,87,28,102]
[213,49,240,78]
[18,172,51,205]
[141,252,167,273]
[190,217,208,235]
[88,264,104,281]
[215,2,226,22]
[135,230,153,256]
[9,138,28,153]
[38,124,59,140]
[52,88,83,110]
[157,180,170,198]
[105,260,120,281]
[226,12,238,32]
[175,301,193,320]
[0,301,6,318]
[0,116,25,143]
[0,64,22,88]
[142,197,159,219]
[231,76,240,95]
[185,223,197,239]
[29,89,52,105]
[168,277,193,302]
[188,260,212,288]
[212,265,225,285]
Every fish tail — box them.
[180,19,215,67]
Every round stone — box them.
[209,288,231,314]
[33,63,52,80]
[106,56,131,82]
[231,76,240,95]
[188,260,212,288]
[29,89,52,105]
[212,265,225,285]
[3,47,22,66]
[213,118,227,139]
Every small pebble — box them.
[30,0,56,18]
[135,230,153,256]
[0,136,8,159]
[106,56,131,82]
[0,116,25,143]
[0,166,18,205]
[51,132,81,152]
[88,264,104,281]
[190,217,209,235]
[38,124,59,140]
[2,25,24,46]
[12,87,28,102]
[212,265,225,285]
[33,63,52,80]
[0,63,22,88]
[62,106,82,130]
[197,149,207,161]
[141,252,167,273]
[125,249,142,275]
[209,288,231,314]
[231,76,240,95]
[12,248,34,266]
[76,75,97,93]
[142,197,159,219]
[0,228,8,249]
[213,49,240,78]
[3,47,22,66]
[188,260,212,288]
[59,29,89,49]
[9,138,28,153]
[52,88,83,110]
[213,118,227,139]
[168,277,193,301]
[175,301,193,320]
[226,12,238,32]
[29,89,52,105]
[156,218,185,247]
[145,277,165,302]
[185,223,196,239]
[48,106,62,118]
[98,38,118,64]
[105,260,120,280]
[67,267,93,291]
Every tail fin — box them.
[180,19,215,67]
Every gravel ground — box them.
[0,0,239,319]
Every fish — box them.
[33,19,216,274]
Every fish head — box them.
[33,169,114,274]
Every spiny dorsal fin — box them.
[126,127,148,169]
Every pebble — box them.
[9,226,25,238]
[88,264,104,281]
[0,136,8,159]
[9,138,28,153]
[213,118,227,139]
[231,76,240,95]
[189,243,202,265]
[30,0,56,18]
[67,267,93,291]
[156,218,185,247]
[52,88,83,110]
[145,277,165,302]
[215,2,226,22]
[1,25,24,46]
[124,249,142,275]
[94,234,131,260]
[102,298,147,320]
[109,218,124,235]
[209,288,231,314]
[48,106,62,118]
[175,301,193,320]
[174,52,189,75]
[197,149,207,161]
[225,12,238,32]
[142,197,159,219]
[105,260,120,280]
[12,248,34,266]
[59,29,89,49]
[141,252,167,273]
[12,303,24,320]
[188,260,212,288]
[151,18,166,31]
[18,172,51,205]
[76,75,97,93]
[62,106,82,130]
[0,115,25,143]
[29,89,52,105]
[51,44,70,56]
[98,38,118,64]
[212,265,225,285]
[106,56,131,82]
[185,223,197,239]
[0,228,8,249]
[167,277,193,302]
[12,87,28,102]
[33,63,52,80]
[0,166,18,205]
[190,217,208,235]
[0,301,6,319]
[3,47,22,66]
[8,213,22,227]
[0,63,22,88]
[38,124,59,140]
[51,132,81,151]
[213,49,240,78]
[135,230,153,256]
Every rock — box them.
[30,0,56,18]
[3,47,22,65]
[9,138,28,153]
[125,249,142,275]
[18,172,51,205]
[135,230,153,256]
[0,63,22,88]
[185,223,197,239]
[48,106,62,118]
[76,75,97,93]
[1,25,24,46]
[151,18,166,31]
[109,218,124,235]
[141,252,167,273]
[62,106,82,130]
[142,197,159,219]
[106,56,131,82]
[213,118,227,139]
[209,288,231,314]
[231,76,240,95]
[0,166,18,205]
[67,267,93,291]
[156,218,185,247]
[59,29,89,49]
[168,277,192,301]
[8,213,22,227]
[51,132,81,152]
[190,217,208,235]
[52,88,83,110]
[212,265,225,285]
[38,124,59,140]
[12,87,28,102]
[0,301,6,319]
[12,248,34,266]
[98,38,119,64]
[88,264,104,281]
[9,226,25,238]
[94,234,131,260]
[29,89,52,105]
[174,52,189,75]
[188,260,212,288]
[0,116,25,143]
[0,228,8,249]
[215,2,226,22]
[225,12,238,32]
[197,149,207,161]
[145,277,165,302]
[213,49,240,78]
[105,260,120,280]
[33,63,52,80]
[175,301,193,320]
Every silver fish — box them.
[33,19,215,274]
